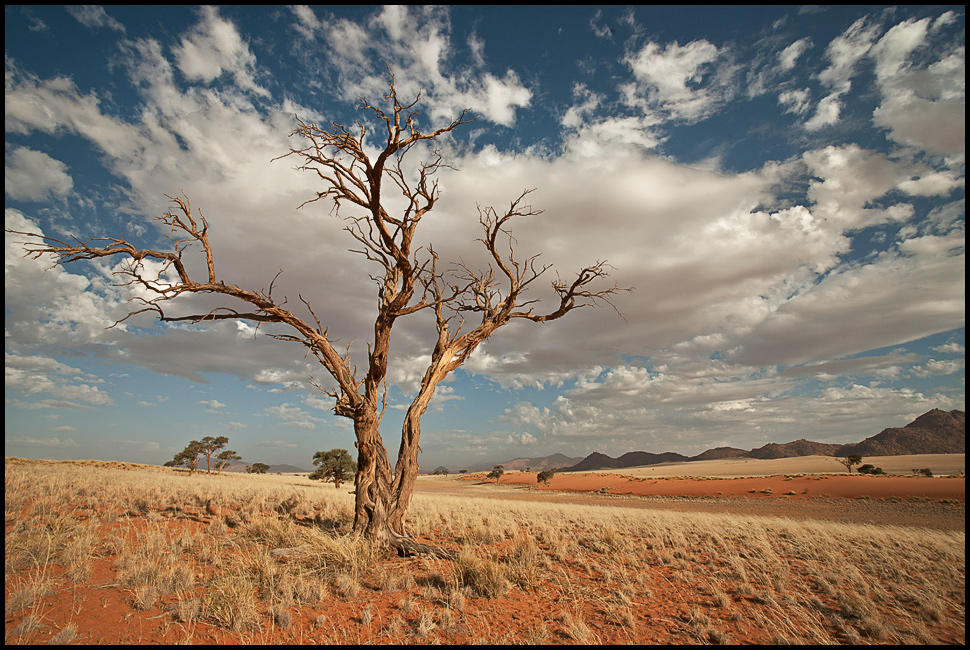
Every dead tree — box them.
[9,78,628,557]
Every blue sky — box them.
[5,5,965,470]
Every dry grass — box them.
[4,457,965,645]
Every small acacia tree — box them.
[215,449,242,474]
[309,449,358,488]
[838,454,863,473]
[199,435,230,474]
[247,462,270,474]
[10,76,626,555]
[537,469,555,485]
[165,440,204,475]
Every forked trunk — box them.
[351,388,455,560]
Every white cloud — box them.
[66,5,125,33]
[172,6,268,97]
[5,435,80,448]
[778,88,811,115]
[622,39,730,122]
[804,16,880,130]
[871,37,965,155]
[264,402,319,429]
[931,342,965,355]
[298,5,531,127]
[803,144,916,229]
[731,248,964,368]
[914,358,965,377]
[5,147,74,201]
[817,17,880,88]
[5,353,114,407]
[507,431,538,446]
[778,38,812,70]
[257,440,299,448]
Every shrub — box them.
[452,545,509,598]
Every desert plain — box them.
[4,454,964,644]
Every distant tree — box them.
[215,449,242,474]
[432,468,449,475]
[247,462,270,474]
[309,449,358,488]
[198,435,230,474]
[837,454,863,473]
[537,469,555,485]
[487,466,504,483]
[165,440,204,475]
[458,469,467,474]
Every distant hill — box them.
[689,446,748,461]
[221,462,310,474]
[561,408,965,472]
[746,439,843,460]
[839,408,965,456]
[567,451,689,472]
[455,453,585,474]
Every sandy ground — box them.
[5,457,965,645]
[585,453,965,478]
[490,471,965,502]
[418,454,964,530]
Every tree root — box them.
[389,536,457,560]
[269,535,457,562]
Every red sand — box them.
[488,472,965,501]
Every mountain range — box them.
[221,463,310,474]
[451,408,964,474]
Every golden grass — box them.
[4,457,965,645]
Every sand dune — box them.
[586,453,965,478]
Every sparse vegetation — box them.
[4,457,965,645]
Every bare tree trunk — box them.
[352,410,390,538]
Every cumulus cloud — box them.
[778,38,812,71]
[871,20,965,155]
[5,353,114,407]
[804,16,880,130]
[731,249,964,368]
[172,6,268,97]
[264,402,320,429]
[5,147,73,201]
[292,5,531,127]
[621,38,732,123]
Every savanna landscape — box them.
[5,454,964,645]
